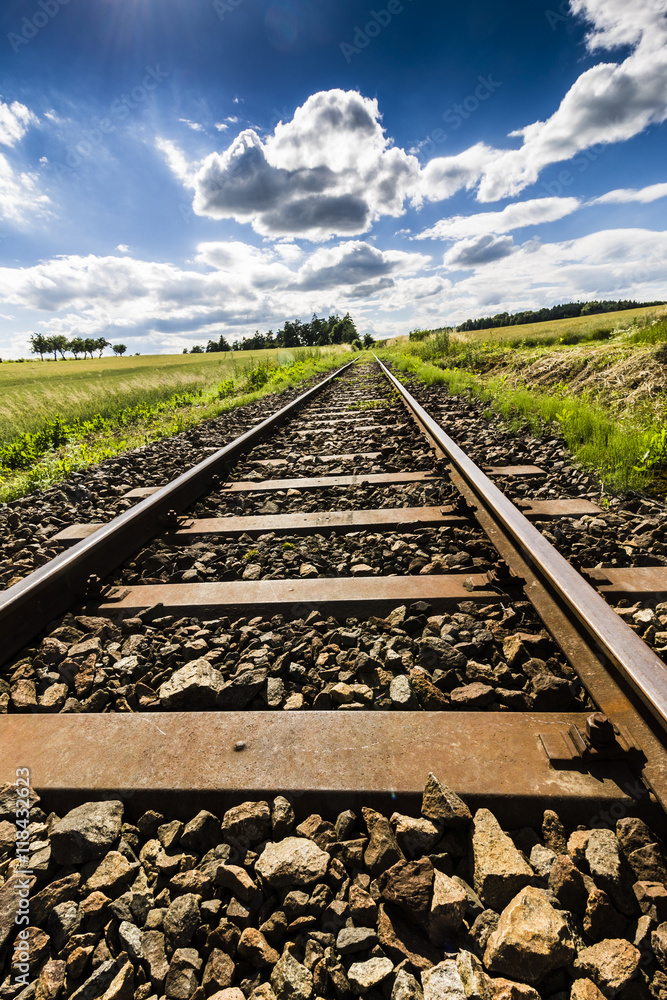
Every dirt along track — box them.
[1,358,667,1000]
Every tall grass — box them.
[379,350,665,493]
[0,348,348,502]
[0,347,334,445]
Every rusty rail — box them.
[376,356,667,731]
[0,358,357,667]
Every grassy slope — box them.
[381,306,667,495]
[0,349,307,444]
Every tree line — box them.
[456,299,666,332]
[185,313,373,353]
[29,334,127,360]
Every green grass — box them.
[0,347,351,503]
[0,348,329,444]
[377,345,667,495]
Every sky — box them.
[0,0,665,357]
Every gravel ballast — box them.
[1,775,666,1000]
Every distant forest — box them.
[187,312,370,353]
[456,299,666,332]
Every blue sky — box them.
[0,0,665,356]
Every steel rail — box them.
[0,358,357,667]
[375,356,667,731]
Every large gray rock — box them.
[483,887,576,985]
[256,837,330,887]
[165,947,202,1000]
[472,809,533,912]
[69,956,129,1000]
[270,948,313,1000]
[391,813,441,858]
[348,957,394,994]
[163,893,200,949]
[428,869,468,942]
[573,939,641,995]
[379,857,434,924]
[218,668,268,709]
[421,773,471,829]
[585,829,637,916]
[390,675,418,710]
[85,850,135,893]
[222,800,271,849]
[337,926,378,955]
[142,930,169,989]
[392,968,424,1000]
[417,637,467,671]
[363,807,405,875]
[421,960,465,1000]
[180,809,222,853]
[50,800,123,864]
[159,659,224,709]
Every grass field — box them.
[0,346,351,502]
[387,303,667,352]
[0,348,315,444]
[381,305,667,495]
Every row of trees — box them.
[456,299,666,332]
[185,313,372,354]
[29,334,127,360]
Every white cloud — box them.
[214,122,229,132]
[416,143,496,204]
[0,240,431,342]
[443,234,516,269]
[179,118,204,132]
[155,137,194,184]
[437,228,667,318]
[0,100,38,147]
[0,153,51,225]
[475,0,667,201]
[0,227,665,354]
[166,90,420,240]
[417,197,581,241]
[117,244,130,253]
[589,181,667,204]
[296,241,430,292]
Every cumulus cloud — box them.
[0,100,38,147]
[438,228,667,320]
[162,90,420,240]
[162,1,667,240]
[589,181,667,204]
[475,0,667,201]
[417,197,581,241]
[0,239,431,342]
[1,226,665,352]
[296,241,430,291]
[443,234,516,268]
[0,153,51,225]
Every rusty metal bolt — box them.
[586,712,616,746]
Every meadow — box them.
[0,346,350,502]
[381,305,667,495]
[0,348,313,443]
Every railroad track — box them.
[1,357,667,999]
[1,356,666,823]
